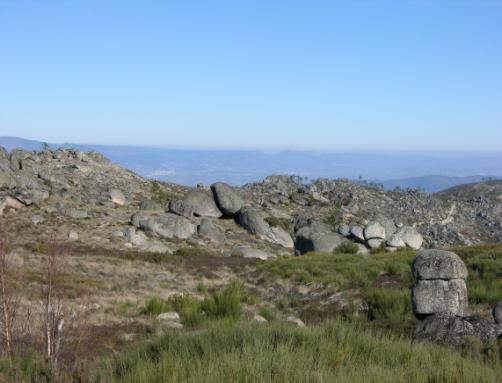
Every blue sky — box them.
[1,1,501,150]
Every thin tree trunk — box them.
[0,271,13,366]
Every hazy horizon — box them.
[2,136,501,191]
[2,1,502,151]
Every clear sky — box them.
[1,0,501,150]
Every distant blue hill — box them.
[1,136,501,192]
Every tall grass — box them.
[143,280,249,327]
[95,319,502,383]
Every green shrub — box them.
[150,181,177,205]
[143,297,172,316]
[334,241,359,254]
[265,216,291,232]
[201,280,245,320]
[366,288,411,321]
[143,281,248,326]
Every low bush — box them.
[334,241,359,254]
[366,288,411,321]
[143,280,248,326]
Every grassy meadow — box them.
[1,244,501,382]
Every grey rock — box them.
[182,190,222,218]
[413,249,468,280]
[412,279,468,319]
[355,243,370,256]
[125,227,148,246]
[295,225,344,254]
[9,148,29,171]
[253,314,268,324]
[68,231,79,241]
[393,226,423,250]
[493,301,502,324]
[286,315,305,327]
[168,199,195,218]
[15,189,50,206]
[0,196,25,215]
[337,223,350,237]
[374,215,397,238]
[136,213,196,239]
[109,188,126,206]
[0,170,15,189]
[268,226,294,249]
[198,219,226,243]
[62,207,88,219]
[367,238,384,249]
[364,221,386,240]
[211,182,244,216]
[139,199,163,211]
[387,233,406,248]
[139,239,171,254]
[413,313,499,348]
[156,312,180,322]
[238,207,270,236]
[231,246,275,260]
[350,225,365,243]
[31,214,45,225]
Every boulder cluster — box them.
[129,182,293,258]
[294,218,423,256]
[411,249,501,347]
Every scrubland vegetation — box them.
[96,320,501,383]
[1,242,501,382]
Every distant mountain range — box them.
[1,136,501,193]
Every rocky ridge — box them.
[1,147,501,258]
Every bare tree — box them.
[0,227,14,366]
[42,237,69,371]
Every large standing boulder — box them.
[182,190,222,218]
[211,182,244,216]
[412,250,468,319]
[413,313,499,348]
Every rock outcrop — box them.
[412,249,468,319]
[413,313,500,347]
